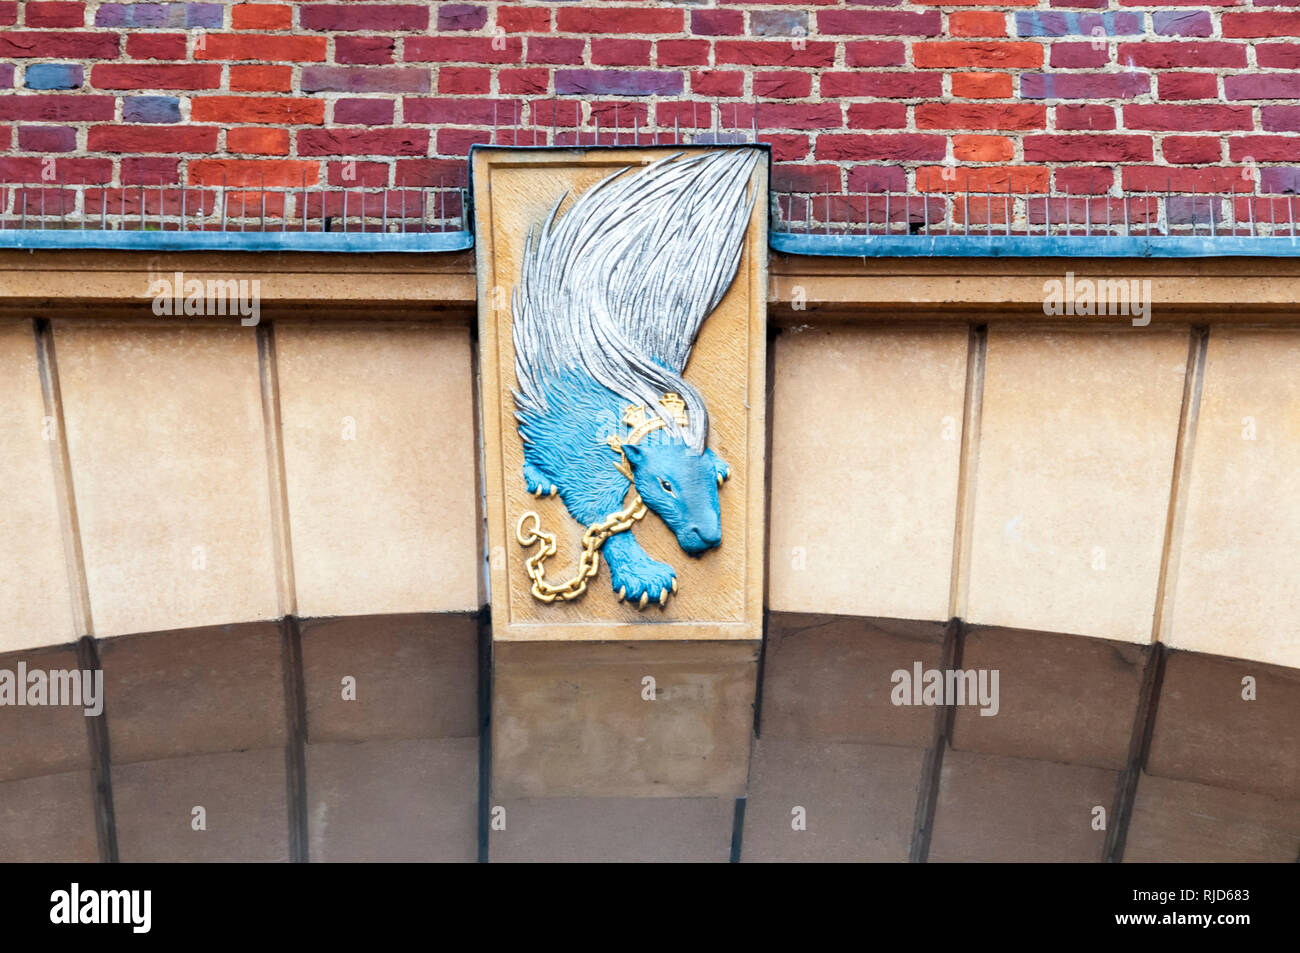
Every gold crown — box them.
[606,392,689,479]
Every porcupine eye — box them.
[658,478,675,496]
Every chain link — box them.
[515,495,648,603]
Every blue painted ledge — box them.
[770,232,1300,259]
[0,230,474,253]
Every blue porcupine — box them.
[511,149,759,607]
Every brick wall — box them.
[2,1,1300,228]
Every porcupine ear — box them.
[621,444,645,468]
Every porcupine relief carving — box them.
[511,149,758,608]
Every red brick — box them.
[593,39,651,66]
[0,94,113,121]
[950,12,1007,37]
[817,11,942,35]
[1230,136,1300,162]
[228,127,289,156]
[1123,166,1251,193]
[0,157,109,182]
[297,128,429,156]
[92,64,222,90]
[1023,134,1153,162]
[527,37,584,65]
[918,166,1049,192]
[499,69,549,95]
[438,67,490,95]
[436,127,491,157]
[391,158,468,186]
[1222,12,1300,37]
[1053,168,1114,194]
[0,1,12,25]
[715,41,836,68]
[336,36,395,65]
[406,36,522,64]
[754,71,811,99]
[299,3,429,32]
[335,98,394,125]
[196,34,327,62]
[121,157,180,184]
[953,134,1015,162]
[327,160,390,187]
[125,33,187,61]
[913,42,1042,69]
[815,134,946,161]
[764,134,811,163]
[1123,104,1254,132]
[498,7,550,33]
[555,8,683,34]
[656,101,711,129]
[753,103,842,129]
[0,31,118,59]
[192,97,325,125]
[88,125,220,154]
[232,4,293,30]
[1117,41,1248,69]
[845,42,907,68]
[1257,44,1300,69]
[845,104,908,129]
[916,103,1046,131]
[230,65,292,93]
[691,9,743,35]
[1050,43,1109,69]
[691,71,744,97]
[1158,72,1218,100]
[1055,104,1116,131]
[658,39,710,67]
[821,72,942,99]
[25,2,84,27]
[952,72,1012,99]
[1162,136,1222,164]
[189,159,320,188]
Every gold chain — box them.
[515,392,687,606]
[515,494,648,603]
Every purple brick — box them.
[1016,11,1141,36]
[0,65,13,88]
[335,98,394,124]
[1262,106,1300,133]
[437,3,486,31]
[1152,11,1213,37]
[750,10,809,37]
[186,4,223,27]
[527,37,585,65]
[19,125,76,152]
[554,69,683,96]
[301,66,430,94]
[1166,195,1213,226]
[95,3,219,27]
[1226,74,1300,100]
[93,4,126,26]
[25,64,83,90]
[1022,72,1150,99]
[692,10,743,36]
[300,3,429,31]
[1260,168,1300,194]
[123,95,180,123]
